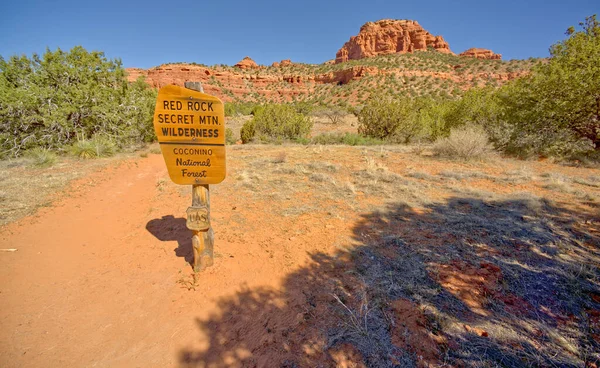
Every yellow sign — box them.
[153,85,226,184]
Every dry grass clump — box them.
[272,164,309,176]
[499,167,535,184]
[503,191,548,214]
[405,170,438,181]
[433,125,495,160]
[271,151,287,163]
[25,148,58,168]
[236,170,262,190]
[438,170,489,181]
[572,175,600,188]
[309,172,335,184]
[306,161,339,173]
[70,136,116,159]
[358,158,401,183]
[541,172,591,197]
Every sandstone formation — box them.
[126,61,527,104]
[234,56,259,69]
[459,48,502,60]
[271,59,293,67]
[335,19,452,63]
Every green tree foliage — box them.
[357,95,427,143]
[0,46,157,157]
[542,15,600,150]
[412,97,455,141]
[491,15,600,156]
[443,88,500,132]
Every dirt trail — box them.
[0,152,347,367]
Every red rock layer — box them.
[126,63,527,103]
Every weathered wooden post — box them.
[153,81,226,272]
[189,183,214,271]
[184,82,214,272]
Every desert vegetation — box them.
[199,16,600,161]
[0,46,157,158]
[1,14,599,368]
[2,16,598,161]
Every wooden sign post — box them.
[153,82,226,272]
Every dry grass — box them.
[433,125,495,160]
[0,145,163,227]
[3,142,600,366]
[0,156,120,226]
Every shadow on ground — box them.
[179,197,600,367]
[146,215,194,265]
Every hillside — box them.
[126,19,539,105]
[126,53,537,105]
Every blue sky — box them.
[1,0,597,68]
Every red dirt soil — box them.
[0,153,356,367]
[2,147,599,367]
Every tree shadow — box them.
[178,196,600,367]
[146,215,194,265]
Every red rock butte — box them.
[271,59,294,67]
[459,48,502,60]
[335,19,453,63]
[234,56,258,69]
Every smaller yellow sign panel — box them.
[186,206,210,231]
[153,85,226,184]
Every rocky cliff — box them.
[335,19,452,63]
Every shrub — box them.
[484,77,596,159]
[224,102,259,116]
[433,125,494,160]
[357,95,425,143]
[292,102,314,115]
[412,97,454,141]
[443,88,500,134]
[250,104,312,141]
[311,107,347,125]
[240,120,256,143]
[225,128,236,145]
